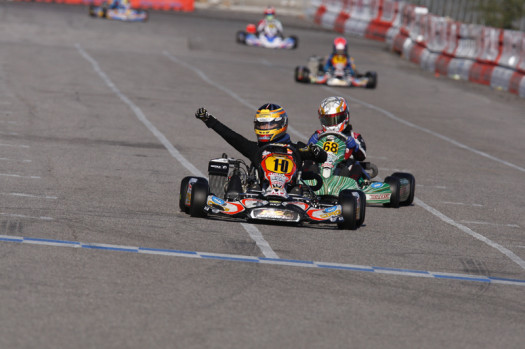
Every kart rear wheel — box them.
[384,176,401,208]
[392,172,415,206]
[354,190,366,227]
[337,189,358,230]
[179,176,192,213]
[365,72,378,89]
[295,66,310,83]
[236,31,247,44]
[190,181,209,218]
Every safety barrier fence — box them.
[13,0,194,12]
[308,0,525,98]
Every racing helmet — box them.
[264,6,276,19]
[318,96,350,132]
[254,103,288,143]
[333,37,348,54]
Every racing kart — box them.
[295,56,377,88]
[88,3,149,22]
[236,24,298,50]
[305,132,415,208]
[180,143,365,230]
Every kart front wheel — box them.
[337,189,358,230]
[190,181,209,218]
[384,176,401,208]
[236,31,246,44]
[392,172,415,206]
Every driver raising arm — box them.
[308,96,366,181]
[195,104,326,166]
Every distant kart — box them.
[89,3,148,22]
[180,143,365,230]
[305,132,415,208]
[295,56,377,88]
[236,24,298,49]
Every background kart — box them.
[180,143,365,230]
[305,132,415,208]
[88,4,148,22]
[295,56,377,88]
[236,24,298,49]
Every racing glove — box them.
[195,107,212,123]
[308,144,327,163]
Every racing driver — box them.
[307,96,367,181]
[324,37,357,77]
[195,104,327,169]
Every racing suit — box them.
[257,18,284,39]
[203,115,327,166]
[308,124,366,181]
[324,53,357,77]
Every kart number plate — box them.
[322,141,339,153]
[264,155,294,174]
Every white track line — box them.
[76,44,279,259]
[0,213,53,221]
[0,192,58,199]
[162,51,305,141]
[0,143,29,148]
[157,56,525,271]
[0,173,40,179]
[0,158,31,163]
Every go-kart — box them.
[180,143,365,230]
[236,24,298,49]
[295,56,377,88]
[305,132,415,208]
[88,3,148,22]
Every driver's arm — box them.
[195,108,259,161]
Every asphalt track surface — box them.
[1,3,524,348]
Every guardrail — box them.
[308,0,525,98]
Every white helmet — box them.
[318,96,350,132]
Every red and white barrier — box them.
[308,0,525,98]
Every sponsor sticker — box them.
[371,182,383,189]
[211,196,225,205]
[324,206,338,213]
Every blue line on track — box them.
[1,234,525,287]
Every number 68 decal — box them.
[323,141,339,153]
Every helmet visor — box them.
[319,111,347,127]
[255,119,283,130]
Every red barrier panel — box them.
[314,4,327,25]
[17,0,194,11]
[365,0,399,42]
[434,20,459,76]
[469,27,503,85]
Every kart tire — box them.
[290,35,298,49]
[384,176,401,208]
[179,176,192,213]
[294,66,310,83]
[354,190,366,227]
[190,181,209,218]
[392,172,415,206]
[236,31,247,44]
[89,5,96,17]
[337,189,358,230]
[365,71,378,89]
